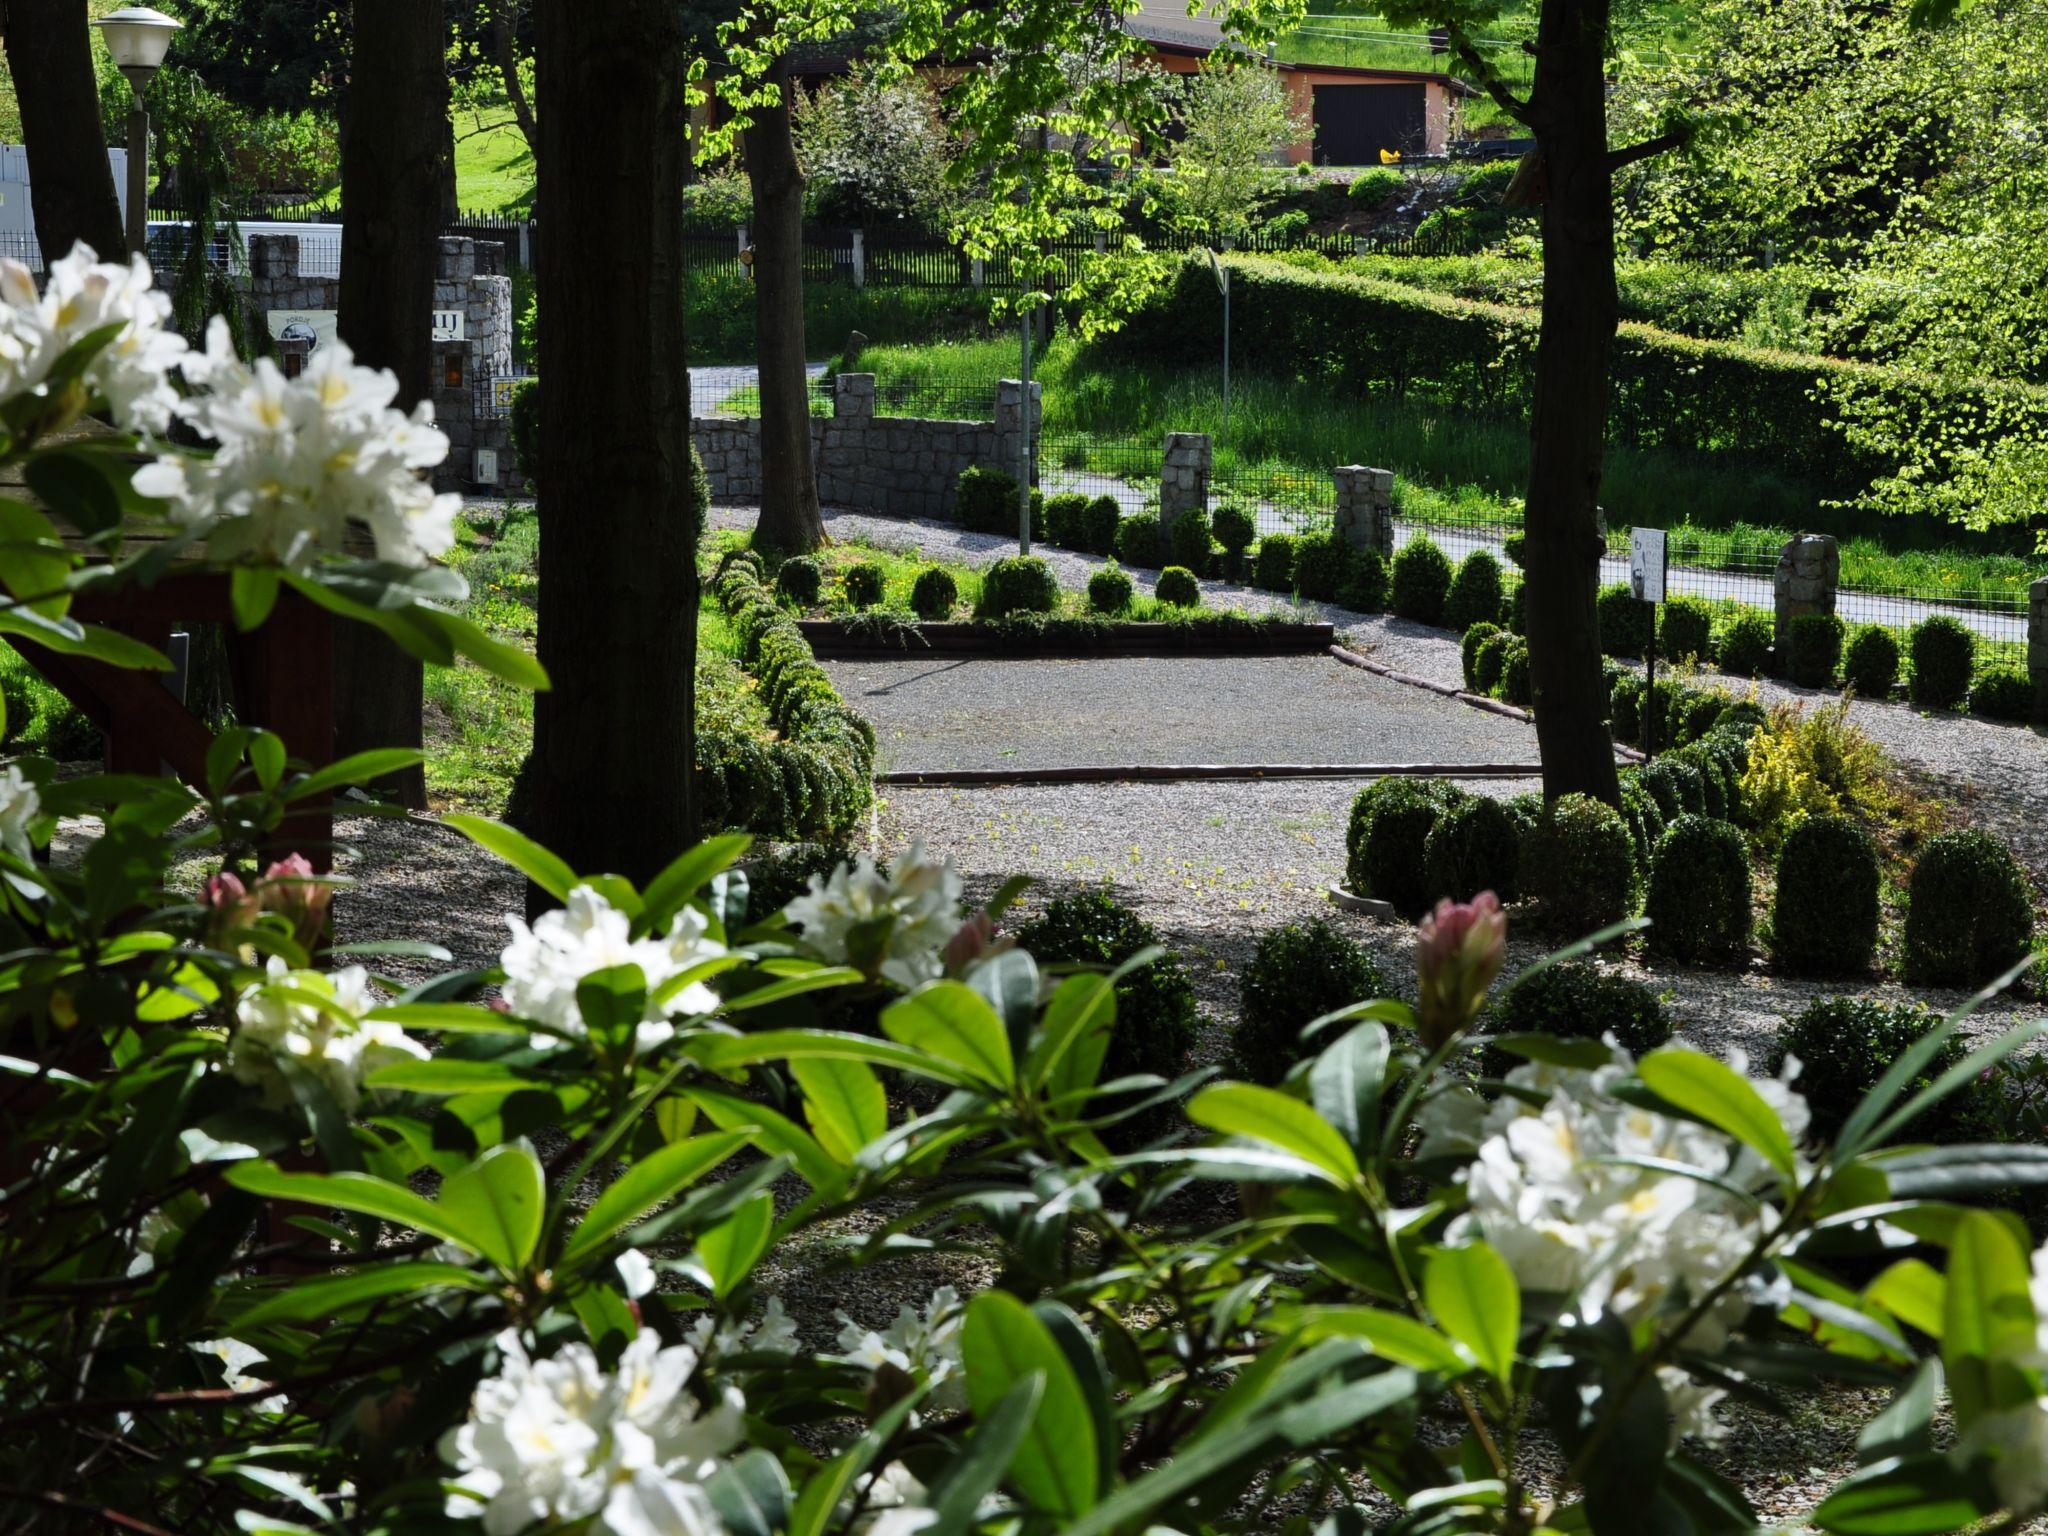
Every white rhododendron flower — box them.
[192,1337,286,1415]
[442,1327,744,1536]
[500,885,728,1054]
[836,1285,968,1414]
[0,243,185,432]
[1657,1366,1730,1449]
[132,317,460,570]
[784,840,964,990]
[0,763,39,862]
[858,1463,938,1536]
[229,955,429,1113]
[689,1297,799,1361]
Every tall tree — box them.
[741,50,825,552]
[529,0,698,884]
[6,0,124,260]
[335,0,449,809]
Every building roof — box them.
[1125,0,1470,90]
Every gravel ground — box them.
[829,653,1543,773]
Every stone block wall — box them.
[248,233,339,316]
[1334,465,1395,557]
[1773,534,1839,650]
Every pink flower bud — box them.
[202,870,257,944]
[256,853,333,950]
[943,909,1012,976]
[1416,891,1507,1050]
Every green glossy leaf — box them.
[1638,1048,1798,1180]
[231,1261,490,1327]
[1188,1082,1359,1182]
[1942,1210,2038,1426]
[694,1192,774,1299]
[696,1027,975,1086]
[1310,1022,1391,1153]
[223,1162,481,1253]
[688,1087,842,1193]
[793,1056,887,1162]
[436,1142,545,1274]
[881,982,1016,1087]
[961,1290,1098,1516]
[1026,971,1116,1089]
[1812,1453,1985,1535]
[1858,1359,1944,1467]
[1866,1259,1946,1340]
[443,813,576,900]
[563,1130,753,1265]
[642,834,753,929]
[1275,1305,1468,1376]
[231,565,281,630]
[290,749,426,800]
[1425,1241,1519,1382]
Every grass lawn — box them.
[452,101,535,214]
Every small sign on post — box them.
[1631,528,1668,756]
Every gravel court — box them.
[827,652,1543,773]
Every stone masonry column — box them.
[833,372,876,421]
[995,378,1042,486]
[1774,534,1839,658]
[1160,432,1212,534]
[1333,465,1396,558]
[2029,577,2048,724]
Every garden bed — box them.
[799,615,1334,656]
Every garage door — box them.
[1311,84,1427,165]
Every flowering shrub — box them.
[5,244,2048,1536]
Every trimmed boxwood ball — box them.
[1472,631,1511,696]
[1212,503,1257,561]
[1525,794,1636,936]
[1596,583,1652,658]
[1675,690,1731,746]
[1658,596,1713,661]
[1668,745,1729,820]
[1636,757,1693,819]
[976,556,1058,619]
[1904,829,2035,986]
[1389,537,1452,625]
[1232,918,1385,1084]
[1616,773,1666,874]
[1910,614,1975,710]
[1497,637,1532,706]
[1115,511,1163,567]
[1423,793,1521,904]
[1719,611,1774,678]
[955,464,1021,534]
[1971,666,2035,722]
[1611,674,1645,742]
[1083,495,1121,556]
[842,562,886,609]
[1481,961,1671,1075]
[1339,548,1388,612]
[1646,815,1752,964]
[1087,565,1134,615]
[1043,492,1091,549]
[1444,550,1505,634]
[1461,621,1502,692]
[775,555,823,606]
[908,566,958,621]
[1769,813,1880,976]
[1769,997,1989,1146]
[1253,533,1297,592]
[1168,507,1213,574]
[1292,529,1353,602]
[1346,777,1464,918]
[1843,624,1900,701]
[1785,612,1844,689]
[1016,891,1199,1139]
[1155,565,1202,608]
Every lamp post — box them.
[94,6,182,258]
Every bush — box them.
[1904,830,2035,987]
[1233,919,1385,1084]
[1611,674,1645,743]
[507,378,541,486]
[1472,631,1511,696]
[1291,530,1353,602]
[977,556,1059,619]
[909,566,958,621]
[1348,166,1404,205]
[1616,773,1666,874]
[1460,622,1502,692]
[1524,794,1637,936]
[1248,533,1296,594]
[1497,638,1532,706]
[1346,777,1463,918]
[1115,511,1163,567]
[1785,612,1844,689]
[1087,565,1134,615]
[1083,495,1122,556]
[1212,504,1257,566]
[956,465,1022,535]
[1506,580,1526,635]
[1444,551,1505,634]
[1675,690,1733,747]
[1155,566,1202,608]
[1719,611,1774,678]
[842,562,886,609]
[1910,614,1975,710]
[1667,745,1730,820]
[1389,538,1452,625]
[1843,625,1900,700]
[1971,666,2035,722]
[1769,814,1880,976]
[1167,508,1213,574]
[1423,794,1521,904]
[1769,998,1987,1146]
[1338,548,1388,612]
[1482,961,1671,1074]
[1015,891,1199,1136]
[1636,757,1698,820]
[1646,815,1752,964]
[1597,583,1653,658]
[776,556,823,606]
[1658,597,1713,662]
[1044,493,1092,549]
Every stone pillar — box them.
[995,378,1042,486]
[274,334,314,380]
[2030,577,2048,724]
[1160,432,1212,532]
[1774,534,1839,652]
[436,236,478,281]
[249,233,299,280]
[1333,465,1395,558]
[833,372,876,421]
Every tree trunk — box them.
[1519,0,1622,808]
[492,0,539,171]
[530,0,698,890]
[335,0,448,810]
[743,54,825,553]
[6,0,124,262]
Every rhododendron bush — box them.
[7,248,2048,1536]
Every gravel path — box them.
[830,653,1542,773]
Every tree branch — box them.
[1606,126,1693,173]
[0,1485,177,1536]
[1444,21,1532,124]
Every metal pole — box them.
[1643,610,1658,759]
[1221,267,1231,446]
[1019,300,1033,556]
[126,104,149,258]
